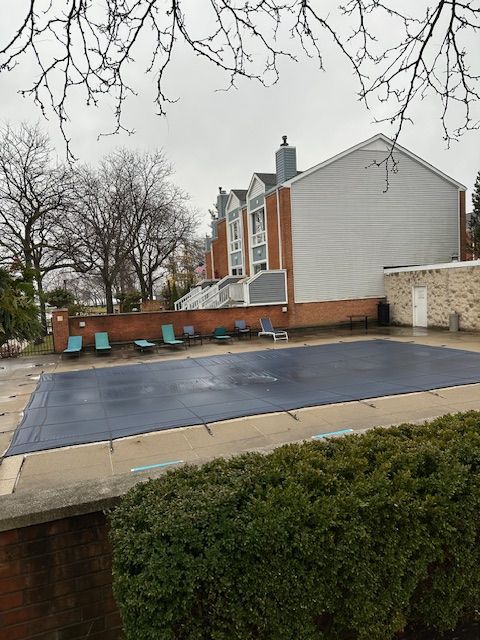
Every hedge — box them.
[110,412,480,640]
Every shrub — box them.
[110,412,480,640]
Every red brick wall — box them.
[211,219,228,279]
[61,306,289,352]
[266,192,280,269]
[0,512,121,640]
[52,309,70,353]
[205,249,213,279]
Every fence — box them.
[0,320,55,358]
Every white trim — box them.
[210,246,215,278]
[276,188,283,269]
[248,206,269,273]
[227,216,244,276]
[283,133,467,191]
[384,259,480,275]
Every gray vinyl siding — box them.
[249,177,265,208]
[290,149,460,303]
[249,271,287,304]
[227,208,240,222]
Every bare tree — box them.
[0,2,478,158]
[122,150,197,301]
[0,123,74,333]
[63,152,143,314]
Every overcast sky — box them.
[1,2,479,236]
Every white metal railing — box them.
[174,285,203,311]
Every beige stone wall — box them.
[384,265,480,330]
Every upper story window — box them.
[251,208,266,246]
[229,218,242,253]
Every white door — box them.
[412,286,428,327]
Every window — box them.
[229,219,242,253]
[251,208,266,246]
[253,262,267,274]
[232,267,243,276]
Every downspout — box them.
[210,246,215,279]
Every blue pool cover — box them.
[7,339,480,456]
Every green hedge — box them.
[110,412,480,640]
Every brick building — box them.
[180,133,467,326]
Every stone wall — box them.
[384,262,480,330]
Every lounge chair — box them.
[183,326,203,346]
[258,317,288,342]
[134,339,157,353]
[161,324,186,349]
[63,335,82,357]
[95,332,112,355]
[234,319,252,339]
[211,326,232,342]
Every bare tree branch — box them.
[1,2,478,155]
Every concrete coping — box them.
[0,443,284,532]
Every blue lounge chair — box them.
[258,317,288,342]
[134,339,157,353]
[95,332,111,355]
[211,326,232,342]
[183,326,203,346]
[161,324,186,349]
[63,335,82,357]
[234,319,252,339]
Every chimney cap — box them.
[281,135,288,146]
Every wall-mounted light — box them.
[79,321,86,328]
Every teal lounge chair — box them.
[134,339,156,353]
[211,326,232,342]
[161,324,186,349]
[63,335,82,357]
[95,332,112,354]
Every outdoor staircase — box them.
[174,270,287,310]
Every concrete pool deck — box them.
[1,325,480,495]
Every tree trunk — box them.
[105,281,114,314]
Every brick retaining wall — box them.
[0,512,121,640]
[53,297,382,354]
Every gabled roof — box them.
[254,172,277,188]
[231,189,247,204]
[283,133,466,190]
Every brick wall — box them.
[0,512,121,640]
[211,219,228,279]
[266,191,280,269]
[52,309,70,353]
[58,305,289,352]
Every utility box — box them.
[378,301,390,326]
[449,312,459,332]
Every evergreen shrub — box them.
[110,412,480,640]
